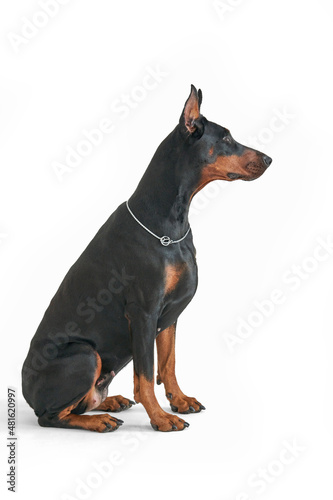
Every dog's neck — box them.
[128,129,199,241]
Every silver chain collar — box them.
[126,200,191,247]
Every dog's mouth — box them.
[226,155,271,182]
[227,165,266,182]
[228,162,267,181]
[227,172,244,180]
[246,161,266,176]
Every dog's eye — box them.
[223,135,233,144]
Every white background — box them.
[1,0,333,499]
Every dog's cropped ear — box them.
[179,84,204,138]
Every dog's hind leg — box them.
[23,343,123,432]
[93,395,136,412]
[90,371,136,412]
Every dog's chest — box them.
[157,257,197,331]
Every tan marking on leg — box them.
[94,395,134,412]
[156,324,178,390]
[57,406,120,432]
[135,371,188,431]
[79,352,103,411]
[134,370,140,403]
[156,325,204,414]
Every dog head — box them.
[178,85,272,194]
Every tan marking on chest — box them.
[164,263,187,295]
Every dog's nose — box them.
[263,155,272,167]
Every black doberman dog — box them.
[22,85,272,432]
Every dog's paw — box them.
[167,393,205,414]
[87,414,123,433]
[150,412,190,432]
[95,395,136,412]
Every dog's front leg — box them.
[156,324,205,414]
[126,306,189,432]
